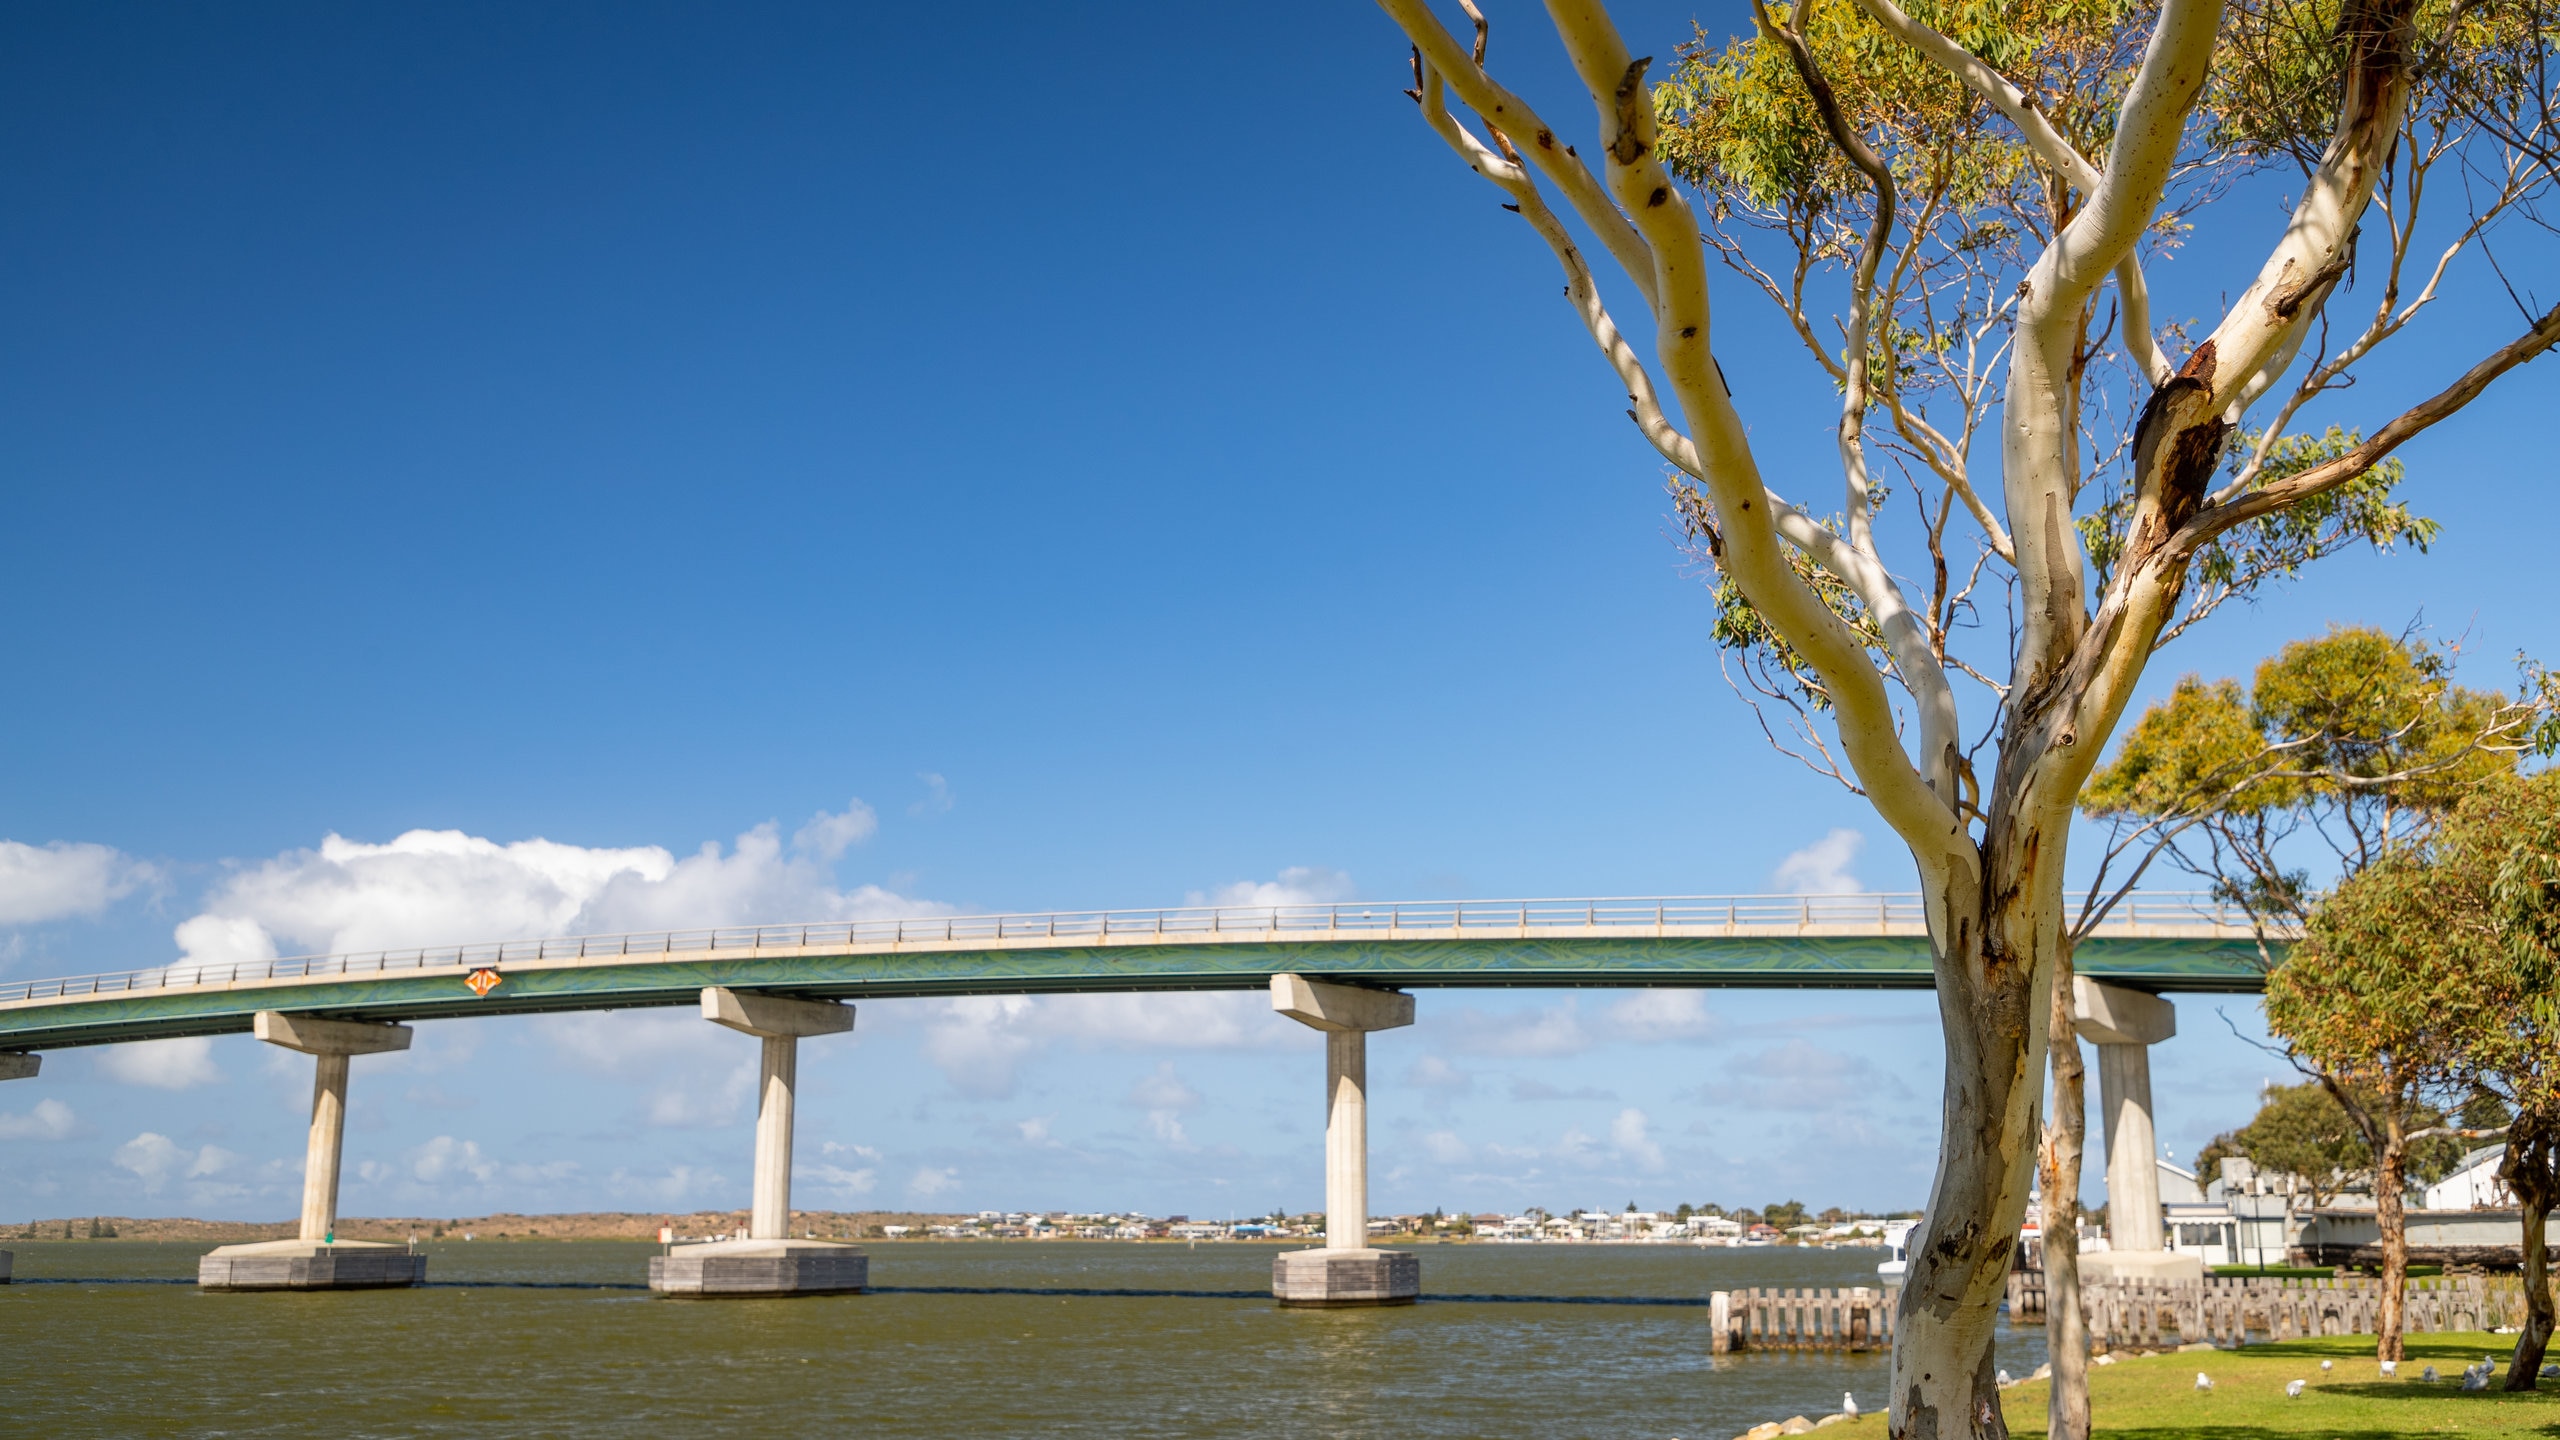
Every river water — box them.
[0,1240,2046,1438]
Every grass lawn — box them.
[1997,1331,2560,1438]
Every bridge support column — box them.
[1269,974,1418,1307]
[649,987,867,1297]
[2072,978,2201,1282]
[201,1012,426,1291]
[1,1054,29,1281]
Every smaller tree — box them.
[2195,1082,2371,1209]
[2081,625,2550,944]
[2266,854,2501,1361]
[2432,774,2560,1389]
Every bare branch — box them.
[1758,0,1970,808]
[1536,0,1973,868]
[1377,0,1660,311]
[2181,301,2560,548]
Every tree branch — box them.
[1760,0,1968,805]
[1534,0,1972,861]
[2180,300,2560,548]
[1378,0,1660,311]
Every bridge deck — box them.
[0,894,2278,1051]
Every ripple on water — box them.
[0,1241,2046,1438]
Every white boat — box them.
[1877,1219,1920,1280]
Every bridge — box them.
[0,891,2272,1052]
[0,891,2279,1301]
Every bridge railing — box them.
[0,891,2265,1004]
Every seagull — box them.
[1997,1369,2014,1388]
[2319,1360,2333,1372]
[2285,1379,2306,1398]
[1842,1394,1858,1419]
[2195,1372,2214,1392]
[2379,1360,2396,1378]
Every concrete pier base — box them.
[1272,1247,1419,1307]
[197,1239,426,1291]
[2079,1249,2204,1283]
[647,1238,868,1297]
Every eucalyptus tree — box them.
[2061,623,2541,1426]
[2432,774,2560,1387]
[2264,848,2518,1360]
[2082,626,2551,943]
[1363,0,2559,1433]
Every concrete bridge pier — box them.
[2072,977,2201,1282]
[648,987,867,1297]
[200,1012,427,1291]
[1269,973,1419,1307]
[0,1054,24,1282]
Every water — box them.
[0,1241,2047,1437]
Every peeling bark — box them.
[2041,959,2092,1440]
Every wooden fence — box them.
[1709,1286,1896,1353]
[2004,1271,2542,1347]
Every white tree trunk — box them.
[1889,863,2060,1439]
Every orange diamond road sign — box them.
[464,968,503,998]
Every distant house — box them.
[2425,1145,2515,1210]
[2157,1160,2206,1205]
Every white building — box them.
[2424,1145,2515,1210]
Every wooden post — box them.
[1711,1290,1732,1353]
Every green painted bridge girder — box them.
[0,932,2270,1053]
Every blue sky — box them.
[2,2,2551,1224]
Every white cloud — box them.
[1130,1062,1200,1147]
[541,1011,755,1128]
[1553,1125,1598,1166]
[922,995,1041,1099]
[608,1164,727,1207]
[791,800,880,861]
[1773,829,1867,895]
[803,1164,878,1199]
[909,1166,960,1200]
[1404,1055,1473,1093]
[0,840,157,926]
[112,1132,240,1194]
[820,1141,882,1162]
[0,1097,74,1140]
[410,1135,499,1184]
[1422,1129,1472,1164]
[1441,1000,1592,1058]
[1189,866,1356,909]
[167,804,942,968]
[908,773,955,818]
[1716,1038,1908,1112]
[1610,1108,1665,1171]
[95,1037,222,1090]
[1606,990,1719,1043]
[1015,1117,1054,1145]
[1510,1077,1617,1102]
[1129,1062,1200,1111]
[917,991,1297,1099]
